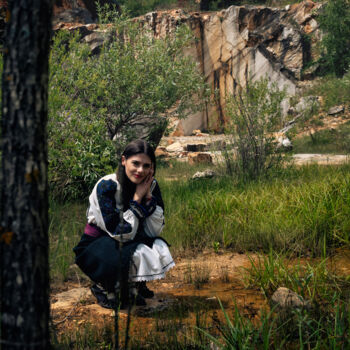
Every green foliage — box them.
[307,72,350,110]
[244,252,350,302]
[49,200,86,281]
[117,0,177,17]
[293,121,350,154]
[241,253,350,348]
[48,13,207,200]
[318,0,350,77]
[224,78,286,181]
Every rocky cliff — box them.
[139,2,321,134]
[53,1,321,135]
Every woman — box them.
[73,139,175,308]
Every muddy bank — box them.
[51,249,350,347]
[51,252,266,342]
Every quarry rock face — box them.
[139,2,320,134]
[51,2,321,135]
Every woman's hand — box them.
[133,170,154,203]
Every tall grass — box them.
[307,72,350,110]
[159,163,350,256]
[49,200,86,282]
[293,121,350,154]
[49,163,350,282]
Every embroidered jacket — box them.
[86,174,164,242]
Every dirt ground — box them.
[50,251,266,340]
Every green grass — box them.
[49,162,350,281]
[292,121,350,154]
[307,73,350,111]
[159,163,350,256]
[49,200,86,282]
[49,160,350,348]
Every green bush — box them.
[223,78,286,181]
[117,0,177,17]
[318,0,350,77]
[48,14,207,200]
[307,72,350,110]
[293,121,350,154]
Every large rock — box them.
[53,0,118,22]
[270,287,311,311]
[140,4,316,134]
[188,152,213,164]
[52,2,320,140]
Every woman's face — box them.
[121,154,152,184]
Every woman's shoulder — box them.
[92,174,120,194]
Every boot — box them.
[137,281,154,299]
[128,282,147,306]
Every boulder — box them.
[53,8,94,25]
[192,169,216,179]
[294,96,319,114]
[277,136,293,150]
[155,147,168,158]
[166,142,184,152]
[83,31,110,54]
[270,287,311,311]
[328,105,345,116]
[188,152,213,164]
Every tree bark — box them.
[0,1,52,349]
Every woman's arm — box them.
[94,179,139,241]
[142,181,165,237]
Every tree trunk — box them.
[0,1,52,349]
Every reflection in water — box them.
[121,279,267,347]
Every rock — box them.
[192,169,216,179]
[188,152,213,165]
[192,129,202,135]
[170,124,185,137]
[270,287,311,310]
[277,136,293,150]
[53,0,120,22]
[302,63,320,80]
[168,118,185,137]
[53,8,94,25]
[294,96,319,114]
[166,142,183,152]
[155,147,168,158]
[51,287,90,310]
[139,4,308,133]
[186,143,207,152]
[53,2,319,136]
[83,31,109,54]
[207,140,227,151]
[328,105,345,116]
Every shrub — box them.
[307,72,350,110]
[117,0,177,17]
[223,78,286,181]
[318,0,350,77]
[48,12,207,200]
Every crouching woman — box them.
[73,139,175,308]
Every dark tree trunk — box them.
[0,1,52,349]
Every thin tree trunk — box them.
[0,1,52,349]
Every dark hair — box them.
[117,139,156,208]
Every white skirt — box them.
[129,239,175,282]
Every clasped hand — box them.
[133,170,154,203]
